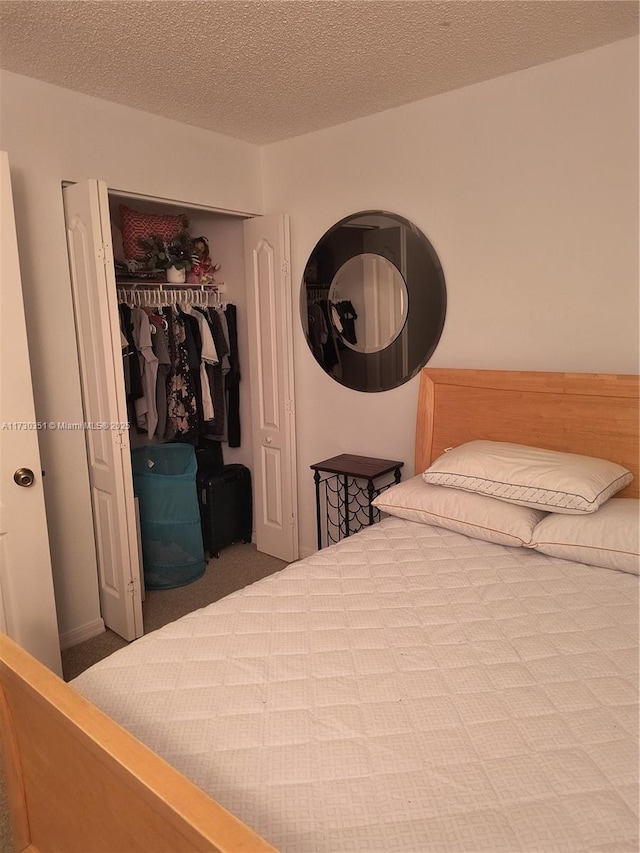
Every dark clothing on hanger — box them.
[308,302,328,361]
[162,307,177,441]
[224,304,241,447]
[164,308,198,440]
[334,300,358,345]
[195,307,229,441]
[181,311,204,437]
[119,303,143,400]
[209,308,230,439]
[318,300,340,370]
[151,320,171,441]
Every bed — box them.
[1,368,638,853]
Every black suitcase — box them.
[197,464,252,557]
[194,439,224,472]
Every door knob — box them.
[13,467,35,487]
[265,436,273,444]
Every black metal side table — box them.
[310,454,403,550]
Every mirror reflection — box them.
[302,211,446,392]
[328,254,408,354]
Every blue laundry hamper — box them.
[132,444,205,589]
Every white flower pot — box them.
[166,265,186,284]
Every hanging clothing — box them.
[131,307,159,439]
[162,307,177,441]
[318,300,340,370]
[214,307,231,375]
[119,303,144,403]
[199,306,229,441]
[333,300,358,345]
[308,302,328,361]
[211,308,230,435]
[181,303,218,422]
[164,307,199,439]
[181,311,205,435]
[224,303,241,448]
[150,315,171,441]
[330,304,343,335]
[117,296,238,447]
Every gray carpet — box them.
[0,542,288,848]
[62,541,288,681]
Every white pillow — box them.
[422,440,632,514]
[527,498,639,575]
[372,476,546,547]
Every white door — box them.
[244,214,298,562]
[63,180,143,641]
[0,151,62,674]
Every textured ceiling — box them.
[0,1,637,144]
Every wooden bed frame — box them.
[1,368,638,852]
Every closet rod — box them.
[117,287,226,308]
[117,281,222,291]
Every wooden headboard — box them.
[415,368,639,498]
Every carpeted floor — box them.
[0,542,288,848]
[62,541,288,681]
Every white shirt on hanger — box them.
[131,306,159,439]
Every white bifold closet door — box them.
[63,179,143,642]
[63,182,298,630]
[244,215,298,564]
[0,151,62,674]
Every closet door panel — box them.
[244,214,298,562]
[63,180,143,642]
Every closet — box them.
[63,180,298,642]
[111,194,246,457]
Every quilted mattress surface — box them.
[72,518,639,853]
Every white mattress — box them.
[72,517,639,853]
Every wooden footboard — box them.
[0,633,277,853]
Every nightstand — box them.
[310,454,403,550]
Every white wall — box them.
[0,70,263,642]
[262,38,639,557]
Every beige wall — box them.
[262,37,639,557]
[0,70,263,642]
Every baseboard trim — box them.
[59,617,105,650]
[298,545,317,560]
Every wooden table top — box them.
[310,454,404,479]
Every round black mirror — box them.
[301,211,446,392]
